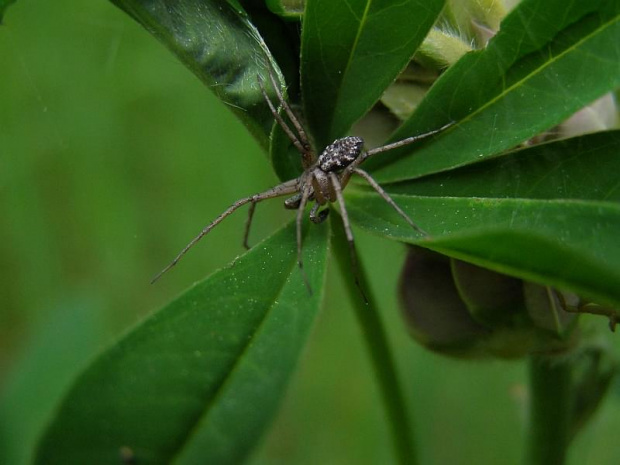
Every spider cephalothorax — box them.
[152,68,452,291]
[298,136,364,220]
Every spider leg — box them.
[352,168,427,235]
[353,121,455,168]
[284,193,302,210]
[265,69,313,157]
[258,75,307,156]
[296,176,314,294]
[309,203,329,224]
[328,172,368,304]
[243,201,257,250]
[152,178,298,284]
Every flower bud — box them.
[399,247,581,358]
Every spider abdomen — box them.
[318,136,364,172]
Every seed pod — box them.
[399,247,581,358]
[451,259,525,328]
[399,247,490,358]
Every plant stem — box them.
[526,355,573,465]
[330,213,417,465]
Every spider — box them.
[151,69,452,292]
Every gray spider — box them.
[152,70,452,291]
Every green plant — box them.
[4,0,618,463]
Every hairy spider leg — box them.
[247,68,320,250]
[352,168,427,235]
[246,74,312,250]
[309,203,329,224]
[151,178,299,283]
[243,201,257,250]
[309,203,321,221]
[362,122,454,160]
[244,74,305,249]
[341,122,455,186]
[257,76,306,156]
[265,69,313,161]
[284,193,302,209]
[295,175,314,294]
[328,172,368,303]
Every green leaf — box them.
[369,0,620,182]
[347,132,620,307]
[266,0,304,19]
[109,0,285,150]
[0,0,16,23]
[348,193,620,308]
[238,0,302,81]
[0,300,107,465]
[301,0,445,148]
[386,130,620,202]
[34,221,329,465]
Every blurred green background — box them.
[1,1,619,464]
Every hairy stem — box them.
[330,213,417,465]
[526,355,573,465]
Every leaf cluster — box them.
[25,0,620,463]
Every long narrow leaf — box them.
[386,130,620,202]
[348,132,620,307]
[110,0,284,149]
[0,0,16,22]
[35,221,329,465]
[301,0,445,148]
[369,0,620,182]
[347,192,620,308]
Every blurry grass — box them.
[0,1,619,464]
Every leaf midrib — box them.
[384,11,620,181]
[453,13,619,141]
[327,0,373,135]
[170,238,301,463]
